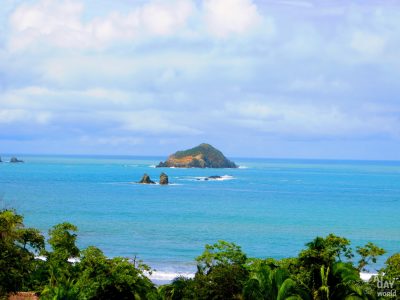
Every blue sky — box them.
[1,0,400,159]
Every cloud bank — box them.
[1,0,400,159]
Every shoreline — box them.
[35,256,378,284]
[149,269,378,284]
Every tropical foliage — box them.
[1,208,398,300]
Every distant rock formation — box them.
[159,172,169,185]
[138,173,155,184]
[10,157,24,163]
[196,176,225,181]
[0,157,2,162]
[205,175,222,181]
[156,143,237,168]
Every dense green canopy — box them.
[0,209,397,300]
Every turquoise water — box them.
[1,156,399,278]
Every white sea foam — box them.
[238,165,248,169]
[68,257,81,263]
[148,165,156,168]
[36,256,375,285]
[189,175,236,181]
[214,175,234,181]
[360,272,378,282]
[145,270,195,281]
[35,256,81,264]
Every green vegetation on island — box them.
[156,143,237,168]
[1,208,399,299]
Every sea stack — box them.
[138,173,155,184]
[10,157,24,163]
[156,143,237,168]
[159,173,169,185]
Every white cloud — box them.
[2,1,400,158]
[0,109,52,125]
[225,100,399,138]
[7,0,270,51]
[139,0,194,36]
[110,111,203,135]
[288,77,348,92]
[7,0,271,52]
[0,86,154,111]
[226,101,278,119]
[203,0,262,37]
[0,86,202,135]
[9,0,87,50]
[80,136,144,146]
[350,31,386,56]
[8,0,195,51]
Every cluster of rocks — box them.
[138,172,169,185]
[10,157,24,163]
[0,156,24,163]
[203,175,222,181]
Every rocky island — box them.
[156,143,237,168]
[10,157,24,163]
[159,172,169,185]
[138,174,155,184]
[137,173,169,185]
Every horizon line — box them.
[1,152,400,163]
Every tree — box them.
[330,262,375,300]
[376,253,400,299]
[243,260,310,300]
[192,240,249,299]
[36,223,80,299]
[0,209,45,296]
[297,234,353,293]
[300,234,353,267]
[356,242,386,272]
[196,240,247,273]
[48,222,79,260]
[74,246,158,300]
[313,266,330,300]
[42,222,80,293]
[382,253,400,278]
[41,277,79,300]
[158,276,193,300]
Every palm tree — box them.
[243,264,310,300]
[41,277,78,300]
[313,266,329,300]
[158,276,191,300]
[330,262,375,300]
[312,262,375,300]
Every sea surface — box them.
[1,155,399,281]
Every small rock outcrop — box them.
[205,175,222,181]
[10,157,24,163]
[0,157,2,162]
[159,173,169,185]
[156,143,237,168]
[138,173,155,184]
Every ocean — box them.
[1,155,399,282]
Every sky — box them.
[0,0,400,159]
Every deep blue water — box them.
[1,155,399,278]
